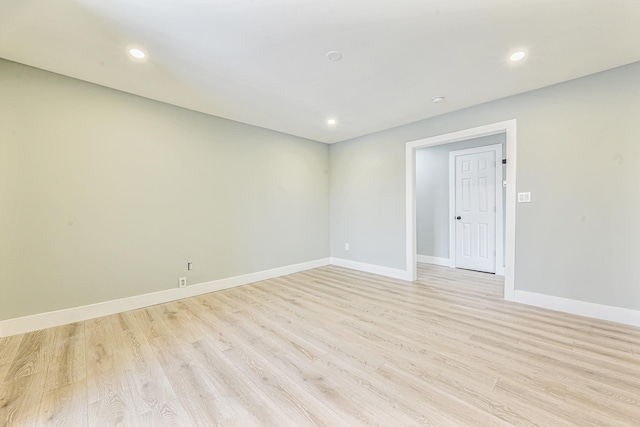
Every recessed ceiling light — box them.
[326,51,343,62]
[510,51,526,62]
[432,96,445,104]
[129,48,146,60]
[327,119,337,125]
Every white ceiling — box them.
[1,0,640,144]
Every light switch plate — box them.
[518,192,531,203]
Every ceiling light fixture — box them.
[432,96,445,104]
[326,51,343,62]
[510,51,526,62]
[327,119,337,125]
[128,48,146,60]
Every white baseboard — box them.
[416,255,450,267]
[0,258,331,337]
[513,290,640,328]
[6,258,636,336]
[329,257,411,281]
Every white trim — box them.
[513,290,640,328]
[503,121,517,300]
[449,151,456,269]
[448,144,504,276]
[406,144,418,281]
[416,255,450,267]
[330,257,411,281]
[0,258,331,337]
[406,119,517,301]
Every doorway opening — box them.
[405,120,516,301]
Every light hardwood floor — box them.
[1,264,640,426]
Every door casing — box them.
[405,119,516,301]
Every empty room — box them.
[1,1,639,425]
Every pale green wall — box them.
[0,59,329,320]
[4,56,640,320]
[330,61,640,310]
[416,134,505,259]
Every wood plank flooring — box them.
[1,264,639,426]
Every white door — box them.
[451,147,498,273]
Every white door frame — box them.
[405,119,516,301]
[449,144,504,276]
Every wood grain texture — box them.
[1,264,640,426]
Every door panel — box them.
[462,178,471,211]
[454,150,496,273]
[462,222,471,256]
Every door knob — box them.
[456,216,461,220]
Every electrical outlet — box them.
[345,243,350,251]
[187,262,193,271]
[179,277,187,288]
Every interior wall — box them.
[416,134,505,259]
[330,60,640,311]
[0,59,330,321]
